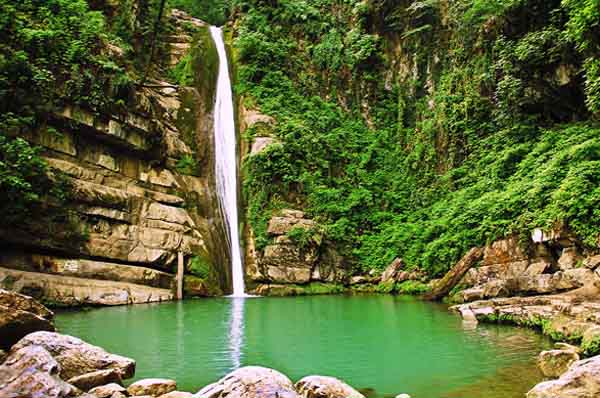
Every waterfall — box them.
[210,26,246,297]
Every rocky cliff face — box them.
[244,209,349,291]
[0,9,231,305]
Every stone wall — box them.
[0,10,230,306]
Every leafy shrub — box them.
[188,255,212,279]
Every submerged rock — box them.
[11,331,136,380]
[128,378,177,396]
[196,366,299,398]
[295,375,365,398]
[527,355,600,398]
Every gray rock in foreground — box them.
[11,331,136,380]
[527,355,600,398]
[0,345,78,398]
[128,378,177,396]
[295,375,365,398]
[197,366,300,398]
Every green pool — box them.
[55,295,551,397]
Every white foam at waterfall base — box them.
[210,26,249,298]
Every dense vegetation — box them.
[2,0,599,279]
[232,0,600,276]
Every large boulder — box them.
[128,378,177,396]
[537,348,580,378]
[11,331,136,380]
[196,366,299,398]
[557,247,583,271]
[0,302,55,350]
[481,236,528,266]
[527,355,600,398]
[0,345,78,398]
[67,369,123,391]
[295,376,365,398]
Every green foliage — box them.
[375,280,431,295]
[271,282,346,296]
[0,133,85,245]
[562,0,600,115]
[175,154,198,175]
[237,0,600,278]
[396,281,431,295]
[0,0,136,125]
[0,135,61,224]
[188,255,212,279]
[286,226,319,250]
[169,53,195,86]
[582,335,600,357]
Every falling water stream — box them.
[209,26,246,298]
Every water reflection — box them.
[228,298,245,369]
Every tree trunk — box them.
[426,247,484,301]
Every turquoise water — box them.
[55,295,551,397]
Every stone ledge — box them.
[0,253,174,289]
[52,106,159,155]
[0,267,173,306]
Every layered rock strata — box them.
[0,9,228,305]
